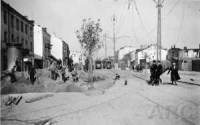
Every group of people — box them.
[148,60,163,85]
[48,60,79,82]
[148,60,180,86]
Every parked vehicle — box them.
[95,60,102,69]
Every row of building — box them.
[1,1,70,71]
[117,44,200,71]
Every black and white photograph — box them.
[1,0,200,125]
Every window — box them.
[30,27,33,37]
[4,32,7,42]
[16,19,19,31]
[11,34,14,42]
[22,38,24,46]
[25,24,28,34]
[25,40,28,46]
[30,42,33,51]
[21,21,24,32]
[11,15,14,28]
[17,36,19,43]
[4,11,7,24]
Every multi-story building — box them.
[135,44,168,65]
[33,25,51,68]
[167,45,181,62]
[42,27,51,68]
[167,45,200,71]
[1,1,34,71]
[51,34,70,65]
[62,41,70,66]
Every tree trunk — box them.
[88,54,93,84]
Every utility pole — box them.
[104,33,107,58]
[156,0,163,61]
[112,14,117,69]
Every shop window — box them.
[21,21,24,32]
[25,24,28,34]
[4,11,7,24]
[11,15,14,28]
[4,32,7,42]
[16,19,19,31]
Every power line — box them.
[132,0,148,34]
[176,2,185,44]
[166,0,181,16]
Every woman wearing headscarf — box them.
[167,62,180,85]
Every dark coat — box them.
[168,66,180,81]
[150,63,157,80]
[157,64,163,76]
[29,67,36,83]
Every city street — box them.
[1,69,200,125]
[1,0,200,125]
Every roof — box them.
[2,0,34,24]
[136,44,167,53]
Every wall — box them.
[51,34,63,60]
[33,25,43,57]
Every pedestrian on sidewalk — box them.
[167,62,180,85]
[156,60,163,85]
[61,66,69,82]
[29,65,36,85]
[148,60,157,85]
[9,65,17,83]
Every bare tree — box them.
[76,18,102,83]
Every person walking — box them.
[10,65,17,83]
[167,62,180,85]
[29,66,36,85]
[149,60,157,85]
[156,61,163,85]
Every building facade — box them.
[1,1,34,71]
[62,41,70,66]
[51,34,70,65]
[136,44,168,65]
[167,45,200,71]
[42,28,51,67]
[33,25,51,68]
[51,34,63,61]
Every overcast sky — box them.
[5,0,200,56]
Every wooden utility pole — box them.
[104,33,107,58]
[156,0,163,61]
[112,14,117,68]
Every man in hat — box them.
[149,60,157,85]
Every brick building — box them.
[1,1,34,71]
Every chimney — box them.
[184,46,187,50]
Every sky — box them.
[5,0,200,57]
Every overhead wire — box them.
[176,2,185,44]
[132,0,148,34]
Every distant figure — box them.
[29,66,36,85]
[49,61,57,80]
[61,67,69,82]
[156,61,163,85]
[124,80,128,85]
[114,73,120,80]
[71,70,79,82]
[167,62,180,85]
[149,60,157,85]
[9,65,17,83]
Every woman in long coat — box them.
[167,62,180,85]
[29,66,36,85]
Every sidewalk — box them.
[132,69,200,86]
